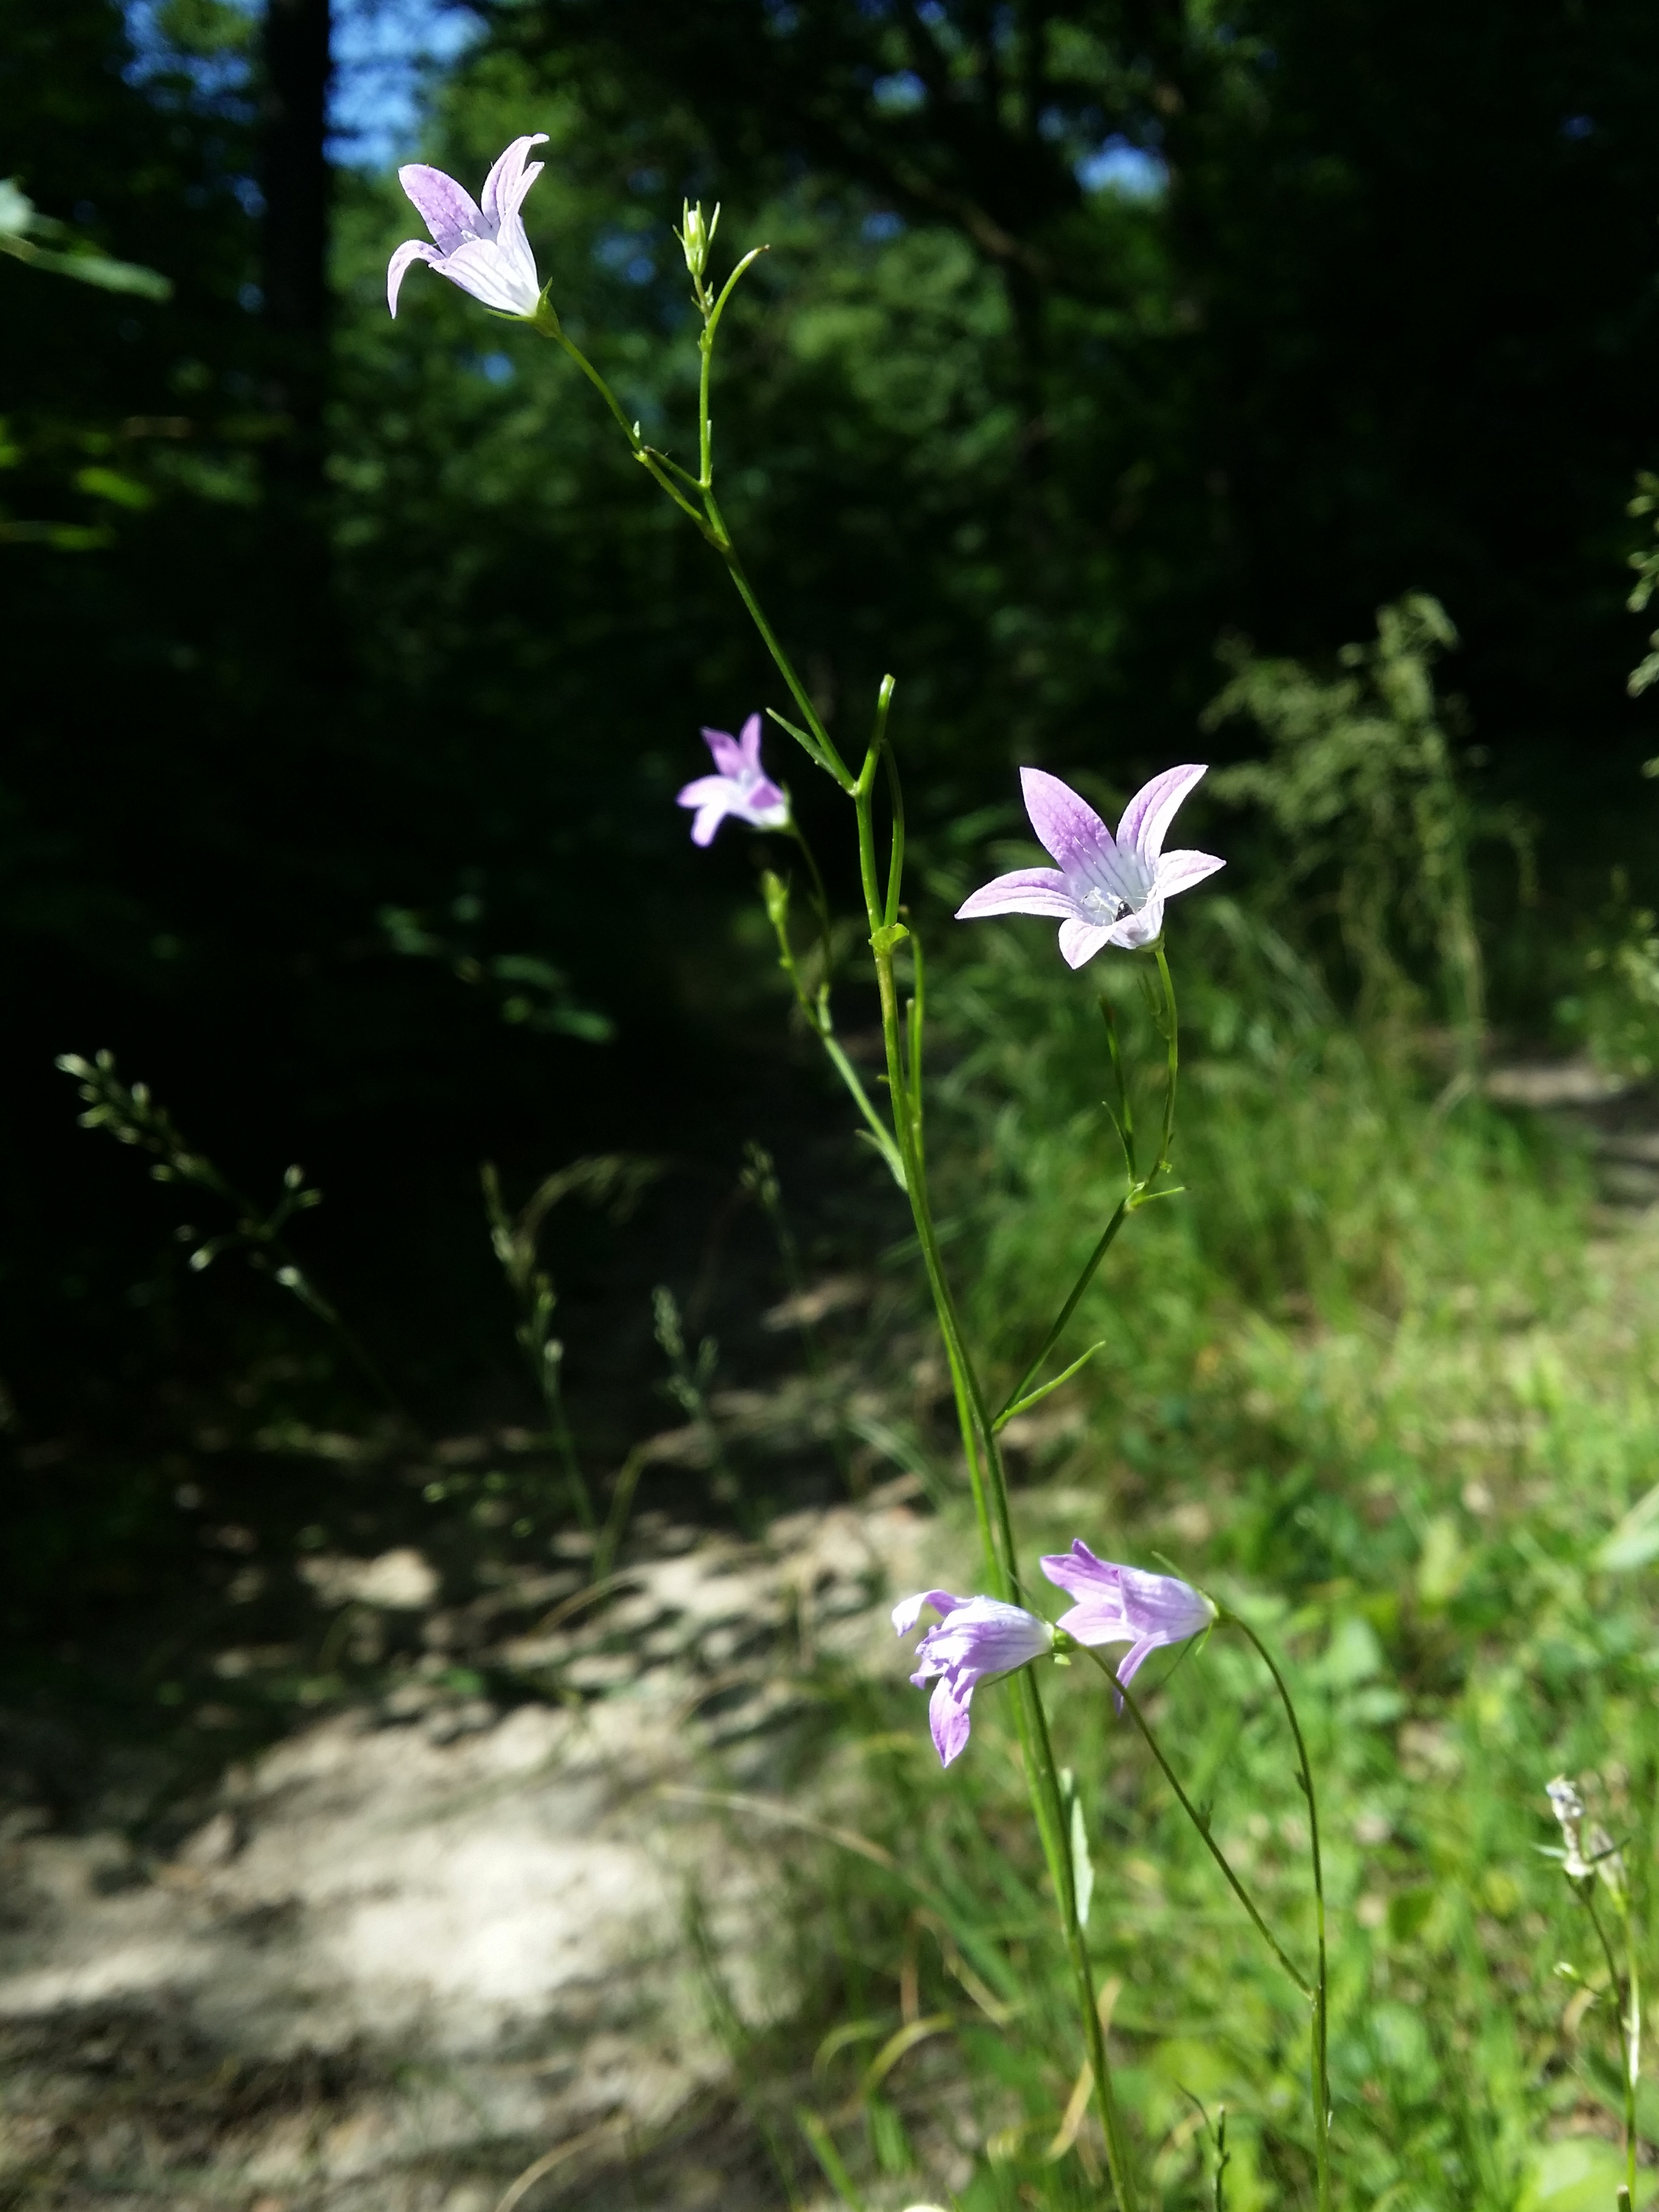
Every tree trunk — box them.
[260,0,331,504]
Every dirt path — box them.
[0,1492,936,2210]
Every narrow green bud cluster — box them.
[676,199,720,284]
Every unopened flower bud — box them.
[677,199,719,283]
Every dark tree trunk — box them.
[258,0,335,671]
[260,0,331,506]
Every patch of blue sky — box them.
[1077,138,1169,200]
[121,0,482,170]
[328,0,482,169]
[122,0,257,104]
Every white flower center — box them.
[1081,886,1134,925]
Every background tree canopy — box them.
[4,0,1659,1483]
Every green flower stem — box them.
[561,247,1145,2210]
[880,727,906,928]
[1584,1886,1639,2204]
[1221,1612,1331,2212]
[533,319,708,531]
[785,820,834,970]
[534,300,852,789]
[1019,1663,1141,2210]
[705,489,853,788]
[847,746,1138,2205]
[759,872,906,1187]
[995,1199,1129,1425]
[1075,1643,1314,2002]
[1630,1940,1643,2204]
[1152,939,1180,1178]
[995,941,1181,1423]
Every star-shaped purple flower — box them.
[1039,1540,1215,1690]
[893,1589,1056,1767]
[956,764,1224,966]
[677,714,790,847]
[388,134,549,320]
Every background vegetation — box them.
[8,0,1659,2203]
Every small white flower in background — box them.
[1546,1774,1625,1896]
[388,135,548,320]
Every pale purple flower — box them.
[388,134,549,320]
[893,1589,1056,1767]
[677,714,790,847]
[1040,1540,1215,1691]
[956,764,1224,967]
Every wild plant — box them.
[1201,594,1521,1086]
[385,138,1346,2207]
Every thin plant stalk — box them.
[1073,1643,1313,2002]
[481,1161,596,1533]
[1079,1620,1332,2206]
[591,1442,647,1586]
[996,948,1181,1423]
[549,217,1147,2212]
[58,1052,416,1435]
[1584,1886,1641,2204]
[1224,1613,1332,2212]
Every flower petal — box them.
[479,133,549,231]
[387,237,442,317]
[892,1589,970,1637]
[1054,1599,1128,1647]
[397,163,484,254]
[691,800,728,847]
[736,712,764,773]
[701,726,746,779]
[1041,1539,1122,1602]
[955,868,1076,922]
[1154,848,1225,899]
[1116,1564,1214,1641]
[929,1676,974,1767]
[1116,763,1208,865]
[677,774,732,807]
[1104,894,1165,950]
[733,784,790,829]
[432,237,541,316]
[488,210,542,310]
[918,1597,1054,1677]
[1020,767,1115,876]
[1058,917,1116,968]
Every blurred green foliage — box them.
[6,0,1659,1432]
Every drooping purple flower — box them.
[677,714,790,847]
[956,764,1224,968]
[388,135,549,320]
[1039,1539,1215,1691]
[893,1589,1056,1767]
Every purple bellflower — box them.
[1040,1540,1215,1691]
[677,714,790,847]
[388,135,549,320]
[893,1589,1056,1767]
[956,764,1224,967]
